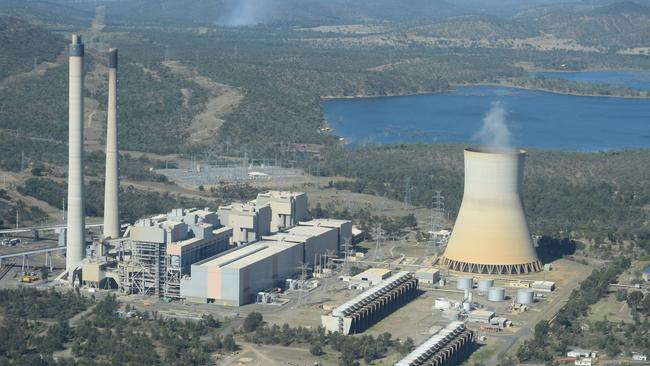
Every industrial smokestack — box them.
[103,48,120,239]
[441,148,541,275]
[66,34,85,276]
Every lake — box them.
[323,72,650,151]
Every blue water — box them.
[532,70,650,91]
[323,73,650,151]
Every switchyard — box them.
[158,164,306,186]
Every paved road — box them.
[486,271,588,365]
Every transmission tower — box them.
[296,262,310,306]
[373,224,385,260]
[341,237,353,275]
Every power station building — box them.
[217,202,271,246]
[180,219,349,305]
[299,218,352,252]
[395,321,475,366]
[181,240,304,306]
[263,225,338,267]
[321,272,419,335]
[119,208,231,298]
[256,191,308,232]
[441,148,542,274]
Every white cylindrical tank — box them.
[442,149,542,274]
[462,302,471,312]
[103,48,120,240]
[487,287,506,302]
[66,34,85,276]
[516,289,535,304]
[456,277,473,290]
[477,278,494,293]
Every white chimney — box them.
[66,34,85,276]
[103,48,120,239]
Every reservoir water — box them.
[323,72,650,151]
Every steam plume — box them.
[216,0,270,27]
[473,101,512,151]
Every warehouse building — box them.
[349,268,392,289]
[321,272,419,335]
[256,191,308,232]
[531,281,556,292]
[119,208,232,298]
[415,268,441,284]
[395,321,475,366]
[217,202,271,246]
[299,218,352,252]
[181,240,303,306]
[263,225,338,267]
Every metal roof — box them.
[198,241,301,269]
[395,321,465,366]
[332,271,412,317]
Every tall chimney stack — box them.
[66,34,85,275]
[103,48,120,239]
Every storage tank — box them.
[516,289,534,304]
[456,277,473,290]
[487,287,506,302]
[477,278,494,293]
[462,302,472,312]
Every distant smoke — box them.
[216,0,270,27]
[473,101,512,151]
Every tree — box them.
[399,337,414,355]
[627,291,644,312]
[223,334,237,351]
[642,294,650,316]
[309,342,323,356]
[243,312,263,332]
[39,267,49,282]
[615,289,627,302]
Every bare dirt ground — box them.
[162,60,244,144]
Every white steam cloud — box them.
[216,0,270,27]
[473,101,512,151]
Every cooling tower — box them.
[103,48,120,239]
[66,34,86,275]
[441,148,541,275]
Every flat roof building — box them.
[350,268,392,289]
[299,218,352,253]
[218,202,271,246]
[263,225,338,267]
[181,240,304,306]
[256,191,308,232]
[414,268,441,284]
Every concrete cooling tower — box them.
[441,148,541,275]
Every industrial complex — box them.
[1,33,628,366]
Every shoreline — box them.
[322,83,650,101]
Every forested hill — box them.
[517,1,650,48]
[0,0,92,27]
[0,16,63,80]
